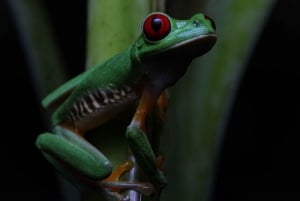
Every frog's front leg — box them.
[126,84,168,186]
[157,90,169,122]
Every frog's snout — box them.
[204,15,216,30]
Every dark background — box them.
[1,0,299,200]
[212,0,300,201]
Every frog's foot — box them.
[102,181,153,196]
[104,161,132,183]
[157,90,169,122]
[102,161,154,196]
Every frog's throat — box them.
[149,33,217,58]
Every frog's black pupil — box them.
[151,17,162,32]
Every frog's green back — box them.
[41,72,89,110]
[42,47,137,111]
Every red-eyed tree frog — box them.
[35,12,216,200]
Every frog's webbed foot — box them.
[104,161,133,183]
[102,180,153,196]
[103,161,151,194]
[100,160,153,196]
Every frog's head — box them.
[131,12,217,92]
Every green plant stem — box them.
[83,1,158,201]
[162,1,276,201]
[8,0,67,102]
[8,1,79,201]
[86,0,152,68]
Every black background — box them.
[1,0,299,200]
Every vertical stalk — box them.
[162,0,276,201]
[86,0,152,68]
[84,1,161,201]
[8,0,67,102]
[8,1,76,201]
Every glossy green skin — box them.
[35,12,216,200]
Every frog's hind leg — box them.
[36,126,153,198]
[35,125,113,190]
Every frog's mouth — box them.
[158,33,217,58]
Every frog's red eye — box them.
[143,13,171,41]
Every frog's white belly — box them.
[64,85,138,132]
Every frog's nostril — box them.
[193,19,201,27]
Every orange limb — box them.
[130,83,162,132]
[104,161,133,183]
[102,160,154,195]
[59,120,83,136]
[156,154,165,171]
[157,90,169,122]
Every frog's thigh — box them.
[36,126,112,180]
